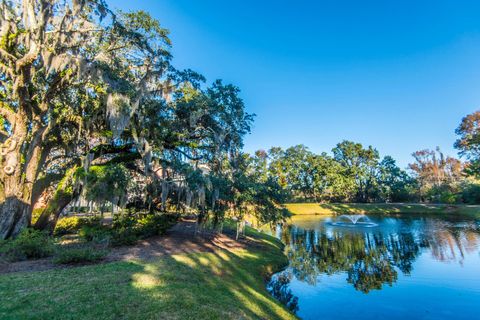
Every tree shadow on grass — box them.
[131,248,295,319]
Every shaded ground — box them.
[0,219,252,274]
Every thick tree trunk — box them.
[0,132,32,239]
[0,162,32,239]
[0,197,31,239]
[33,191,73,234]
[0,141,45,238]
[34,167,78,233]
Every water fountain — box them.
[330,214,378,227]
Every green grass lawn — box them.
[0,228,296,320]
[285,202,480,216]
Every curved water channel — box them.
[268,214,480,320]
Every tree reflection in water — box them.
[283,228,421,293]
[268,216,480,308]
[267,271,299,313]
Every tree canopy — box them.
[0,0,283,239]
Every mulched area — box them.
[0,219,254,274]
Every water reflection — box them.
[268,215,480,318]
[280,225,422,293]
[266,271,299,313]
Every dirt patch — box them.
[0,220,257,274]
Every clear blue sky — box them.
[110,0,480,168]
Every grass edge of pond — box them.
[285,203,480,217]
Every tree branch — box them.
[174,148,205,161]
[90,143,136,158]
[0,48,17,63]
[0,102,15,123]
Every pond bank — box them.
[0,221,297,320]
[285,202,480,216]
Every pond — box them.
[268,214,480,320]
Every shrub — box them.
[79,216,102,227]
[439,191,459,204]
[76,213,178,247]
[0,229,54,261]
[53,245,107,264]
[136,216,158,238]
[137,214,178,238]
[112,212,138,230]
[461,182,480,204]
[109,227,138,246]
[54,216,82,236]
[78,225,111,244]
[0,239,8,257]
[54,216,102,236]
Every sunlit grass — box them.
[0,228,296,320]
[285,202,480,216]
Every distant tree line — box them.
[248,111,480,205]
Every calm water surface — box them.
[268,214,480,320]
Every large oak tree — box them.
[0,0,172,238]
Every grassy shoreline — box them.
[285,202,480,216]
[0,227,296,320]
